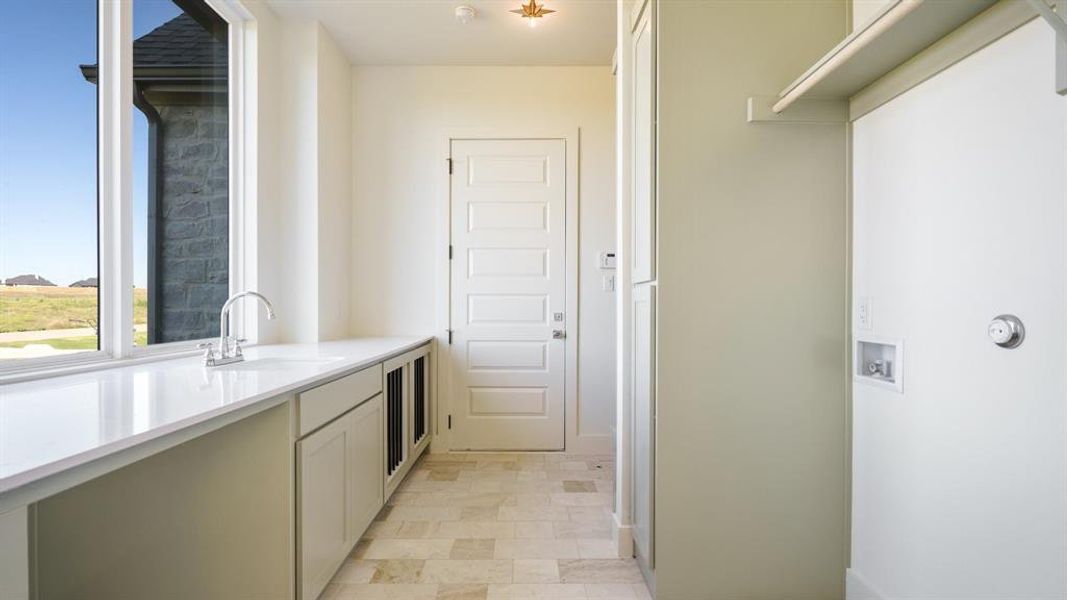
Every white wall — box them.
[315,29,353,340]
[258,17,352,343]
[851,20,1067,599]
[350,66,617,447]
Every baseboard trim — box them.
[846,569,888,600]
[612,511,633,559]
[568,434,614,455]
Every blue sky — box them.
[0,1,183,288]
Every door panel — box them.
[451,139,566,451]
[632,2,656,284]
[632,283,655,571]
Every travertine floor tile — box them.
[431,521,515,540]
[451,538,496,559]
[512,560,560,584]
[557,560,644,584]
[362,539,454,559]
[576,540,617,559]
[494,539,580,559]
[420,559,513,584]
[461,506,500,521]
[324,454,647,600]
[553,521,612,540]
[514,521,555,539]
[487,583,587,598]
[437,583,490,600]
[498,505,571,522]
[331,583,438,599]
[369,559,426,584]
[562,481,597,493]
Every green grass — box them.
[0,336,99,350]
[0,331,147,350]
[0,286,147,333]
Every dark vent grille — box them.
[386,366,403,476]
[413,357,426,444]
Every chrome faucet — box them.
[200,291,276,367]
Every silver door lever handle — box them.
[552,330,566,339]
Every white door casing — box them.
[450,139,567,451]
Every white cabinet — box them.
[632,283,656,574]
[383,344,432,498]
[297,409,358,600]
[632,0,656,284]
[297,393,384,600]
[347,395,384,543]
[296,344,430,598]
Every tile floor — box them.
[321,452,649,600]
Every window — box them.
[0,0,244,374]
[0,2,100,361]
[131,1,229,345]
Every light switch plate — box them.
[603,275,616,292]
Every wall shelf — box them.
[769,0,998,115]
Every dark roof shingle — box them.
[133,13,226,69]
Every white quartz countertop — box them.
[0,337,431,502]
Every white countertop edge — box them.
[0,336,433,508]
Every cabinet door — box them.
[632,283,656,572]
[348,395,384,543]
[298,413,355,600]
[632,0,656,284]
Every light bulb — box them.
[527,18,537,28]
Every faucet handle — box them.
[197,341,217,365]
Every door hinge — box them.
[447,329,453,345]
[449,245,453,260]
[447,158,453,175]
[448,414,452,429]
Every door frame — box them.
[433,128,581,453]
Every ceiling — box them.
[264,0,615,66]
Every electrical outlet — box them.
[857,297,872,331]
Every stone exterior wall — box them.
[156,102,228,343]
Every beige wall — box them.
[350,66,617,446]
[654,1,849,597]
[34,404,292,599]
[852,0,894,30]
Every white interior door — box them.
[450,138,566,451]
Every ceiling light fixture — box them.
[455,5,477,24]
[511,0,555,28]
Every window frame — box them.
[0,0,255,381]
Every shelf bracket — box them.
[1025,0,1067,95]
[746,96,848,124]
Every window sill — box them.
[0,344,209,385]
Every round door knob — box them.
[988,314,1025,349]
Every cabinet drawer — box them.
[297,365,382,437]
